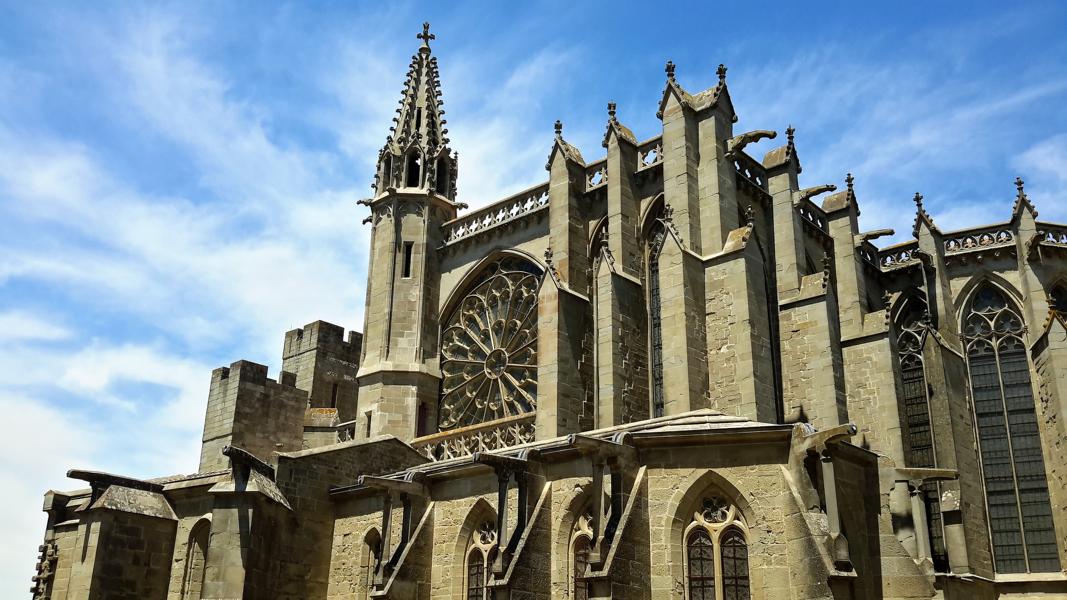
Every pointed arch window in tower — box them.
[963,285,1059,573]
[893,304,948,571]
[646,221,667,418]
[406,153,422,188]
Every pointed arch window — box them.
[180,519,209,600]
[646,220,667,418]
[963,285,1059,573]
[405,153,422,188]
[572,535,591,600]
[465,521,496,600]
[892,302,948,571]
[684,497,750,600]
[360,528,381,599]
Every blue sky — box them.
[2,1,1066,592]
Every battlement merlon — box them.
[282,320,363,361]
[201,359,308,472]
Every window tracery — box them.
[646,220,667,418]
[684,496,750,600]
[440,258,541,430]
[892,303,948,571]
[962,285,1059,573]
[465,520,497,600]
[570,507,595,600]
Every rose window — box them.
[439,258,541,430]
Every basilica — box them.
[32,24,1067,600]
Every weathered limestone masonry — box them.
[35,23,1067,600]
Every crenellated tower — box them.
[356,23,460,441]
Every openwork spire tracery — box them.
[374,22,456,199]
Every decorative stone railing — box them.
[411,414,536,461]
[796,199,829,235]
[443,183,549,245]
[637,137,663,170]
[733,153,768,191]
[879,241,919,269]
[943,227,1014,254]
[857,242,881,269]
[1038,224,1067,247]
[586,159,607,190]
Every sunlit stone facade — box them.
[33,24,1067,600]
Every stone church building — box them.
[32,24,1067,600]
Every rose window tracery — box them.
[440,258,541,430]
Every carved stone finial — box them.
[745,204,755,226]
[1015,176,1026,198]
[717,63,728,87]
[913,192,924,208]
[786,125,796,146]
[544,246,554,265]
[846,172,855,193]
[665,60,676,80]
[417,22,435,49]
[554,119,563,138]
[607,101,617,120]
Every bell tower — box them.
[356,22,459,441]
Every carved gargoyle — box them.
[856,228,895,243]
[726,129,777,157]
[795,184,837,204]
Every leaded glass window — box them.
[687,530,715,600]
[684,496,750,600]
[440,257,542,430]
[465,552,484,600]
[963,285,1060,573]
[572,535,591,600]
[465,520,496,600]
[720,529,750,600]
[893,305,948,571]
[647,221,667,418]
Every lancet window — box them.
[439,257,541,430]
[180,520,209,600]
[684,497,750,600]
[646,220,667,418]
[962,284,1059,573]
[570,508,595,600]
[892,302,948,571]
[465,521,497,600]
[360,528,381,599]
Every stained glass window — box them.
[440,257,541,430]
[963,285,1059,573]
[466,552,484,600]
[647,222,667,418]
[893,305,948,571]
[720,529,750,600]
[687,530,716,600]
[572,535,591,600]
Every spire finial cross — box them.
[665,60,676,80]
[786,125,795,145]
[717,63,728,87]
[554,119,563,138]
[607,101,617,120]
[846,172,855,192]
[417,22,435,47]
[1015,176,1026,197]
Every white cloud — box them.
[0,310,71,342]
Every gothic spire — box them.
[374,22,456,198]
